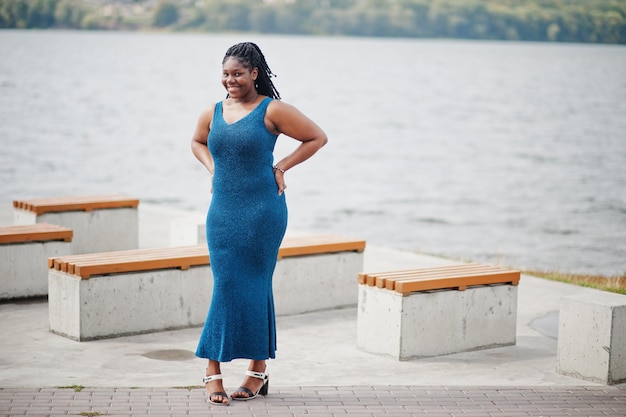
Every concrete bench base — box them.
[357,283,518,360]
[274,251,363,315]
[15,208,138,255]
[49,242,364,341]
[1,240,72,300]
[557,292,626,385]
[48,266,213,341]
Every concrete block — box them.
[14,207,138,254]
[557,292,626,385]
[273,251,364,315]
[357,284,518,360]
[48,266,213,341]
[0,240,72,299]
[169,214,206,246]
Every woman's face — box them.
[222,57,258,99]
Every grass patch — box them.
[414,249,625,294]
[57,385,84,392]
[77,413,107,417]
[175,385,204,391]
[525,270,626,295]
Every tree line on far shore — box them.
[1,0,625,44]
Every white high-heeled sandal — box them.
[231,370,269,401]
[203,374,229,406]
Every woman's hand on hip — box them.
[274,170,287,195]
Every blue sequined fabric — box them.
[195,97,288,362]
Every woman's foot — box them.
[204,374,229,406]
[231,361,268,400]
[204,361,229,406]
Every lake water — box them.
[1,30,625,276]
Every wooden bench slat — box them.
[379,265,509,289]
[13,195,139,214]
[52,246,206,266]
[49,235,365,279]
[358,264,520,294]
[49,246,207,274]
[75,254,211,279]
[14,195,136,206]
[0,223,73,244]
[362,263,500,288]
[395,270,520,294]
[367,263,485,279]
[278,234,365,258]
[67,246,208,270]
[360,263,485,286]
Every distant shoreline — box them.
[2,0,625,45]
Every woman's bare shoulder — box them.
[195,102,218,127]
[266,98,306,120]
[201,102,218,118]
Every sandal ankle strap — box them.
[203,374,223,384]
[245,370,268,381]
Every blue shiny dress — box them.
[196,97,288,362]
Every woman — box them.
[191,42,327,406]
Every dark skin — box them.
[191,57,327,403]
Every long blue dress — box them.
[195,97,288,362]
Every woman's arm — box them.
[191,105,215,175]
[266,100,328,194]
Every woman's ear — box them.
[252,67,259,81]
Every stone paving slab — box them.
[1,386,625,417]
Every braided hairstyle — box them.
[223,42,281,99]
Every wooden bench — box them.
[357,263,521,360]
[48,234,366,341]
[1,224,73,300]
[13,195,139,254]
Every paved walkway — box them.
[1,203,625,416]
[2,386,626,416]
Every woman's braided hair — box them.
[223,42,281,99]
